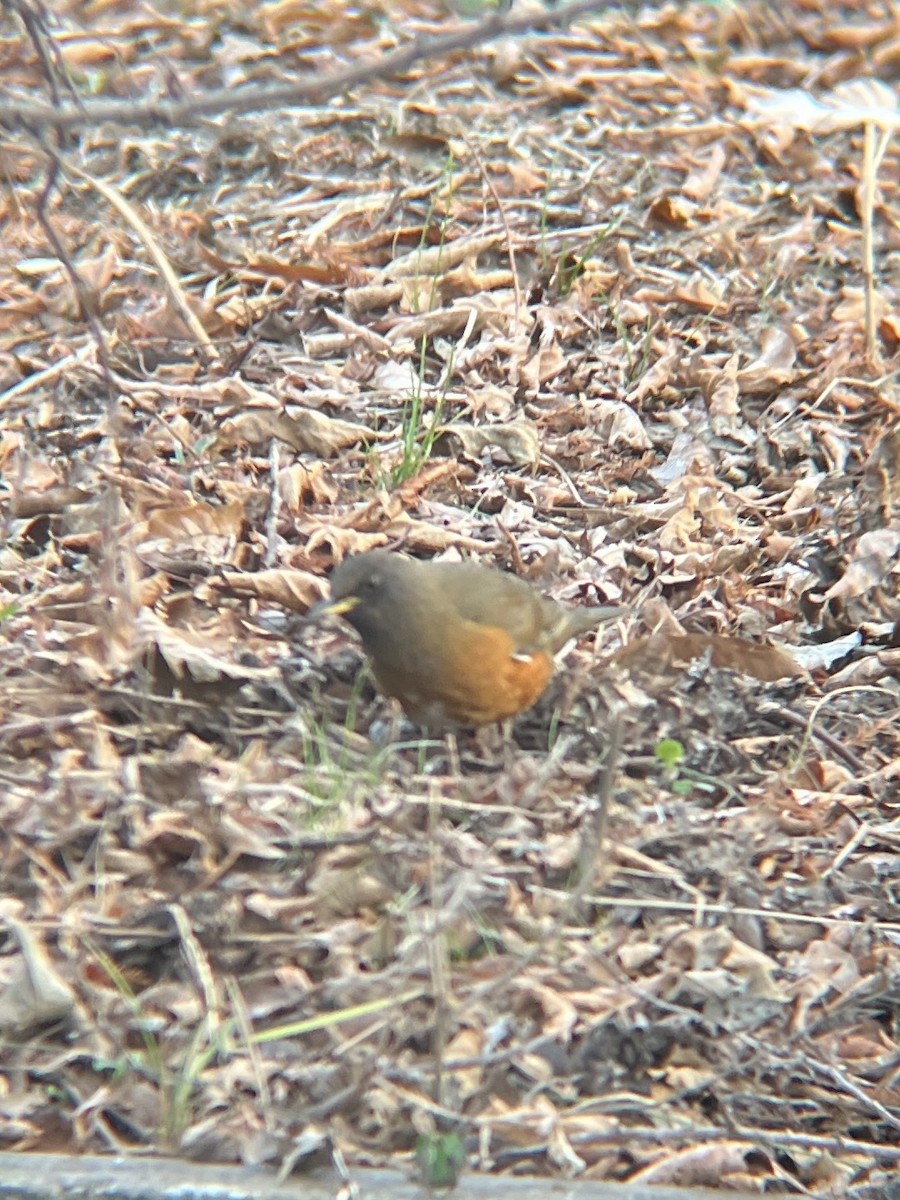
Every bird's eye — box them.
[362,572,382,594]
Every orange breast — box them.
[372,620,555,727]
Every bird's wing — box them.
[429,562,550,650]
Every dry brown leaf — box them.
[818,17,898,51]
[696,486,739,535]
[656,503,702,552]
[9,485,92,518]
[745,78,900,133]
[133,811,214,869]
[212,567,326,613]
[304,527,392,562]
[218,406,371,456]
[737,326,797,392]
[76,244,122,292]
[444,1027,485,1101]
[395,275,443,314]
[135,500,246,575]
[628,341,681,404]
[215,408,292,450]
[240,253,345,285]
[387,302,482,344]
[879,309,900,345]
[214,811,286,861]
[344,281,404,313]
[383,233,500,279]
[145,499,245,540]
[666,926,731,970]
[214,292,284,328]
[615,632,801,683]
[6,455,60,491]
[682,144,726,202]
[673,275,725,312]
[722,939,786,1000]
[648,193,697,228]
[291,408,373,457]
[278,461,339,509]
[823,648,900,690]
[133,609,280,685]
[631,1142,774,1187]
[863,425,900,516]
[58,36,123,67]
[617,941,662,973]
[391,461,462,506]
[372,358,420,394]
[505,161,546,193]
[436,419,540,468]
[513,982,578,1042]
[307,847,392,918]
[704,352,741,431]
[789,934,861,1031]
[0,900,78,1034]
[832,286,886,325]
[547,1122,586,1176]
[822,529,900,602]
[586,400,652,450]
[518,342,566,391]
[395,521,500,555]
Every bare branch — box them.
[0,0,623,135]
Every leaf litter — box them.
[0,0,898,1195]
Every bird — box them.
[306,549,622,729]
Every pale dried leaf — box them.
[822,529,900,601]
[133,609,280,684]
[214,568,326,613]
[0,901,78,1033]
[438,419,540,468]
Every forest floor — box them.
[0,0,898,1195]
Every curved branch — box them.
[0,0,620,135]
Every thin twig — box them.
[265,439,282,570]
[461,132,523,332]
[34,151,117,402]
[63,160,219,360]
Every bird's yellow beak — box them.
[305,594,360,623]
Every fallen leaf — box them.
[0,901,78,1034]
[615,632,802,682]
[436,419,540,468]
